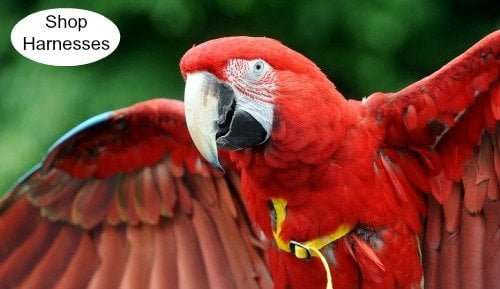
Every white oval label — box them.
[11,8,120,66]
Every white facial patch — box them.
[235,93,274,140]
[225,59,277,101]
[224,59,277,140]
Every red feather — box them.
[180,31,498,288]
[1,31,498,289]
[0,99,271,289]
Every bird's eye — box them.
[254,61,264,72]
[250,60,268,79]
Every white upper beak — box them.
[184,72,222,169]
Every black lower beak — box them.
[212,82,267,150]
[216,109,268,150]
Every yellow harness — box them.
[270,198,353,289]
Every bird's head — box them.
[180,36,344,169]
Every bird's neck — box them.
[254,100,374,181]
[227,90,374,238]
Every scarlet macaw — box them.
[0,31,498,289]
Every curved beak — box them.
[184,72,224,169]
[184,72,272,170]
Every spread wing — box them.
[365,31,499,288]
[0,98,272,289]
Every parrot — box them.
[180,31,499,289]
[0,30,498,289]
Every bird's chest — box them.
[243,169,353,245]
[247,183,359,289]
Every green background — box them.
[0,0,498,196]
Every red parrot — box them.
[0,31,498,289]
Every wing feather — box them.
[54,233,99,289]
[121,224,155,289]
[0,98,272,289]
[88,226,130,289]
[191,200,237,289]
[173,210,209,289]
[421,197,441,289]
[440,224,460,289]
[366,31,499,289]
[21,225,83,289]
[484,196,500,289]
[149,220,179,289]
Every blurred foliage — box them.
[0,0,498,195]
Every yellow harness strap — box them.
[271,198,353,289]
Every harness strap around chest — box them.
[270,198,353,289]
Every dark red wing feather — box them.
[0,98,272,289]
[366,31,499,289]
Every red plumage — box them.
[0,31,498,289]
[180,31,499,288]
[0,99,273,289]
